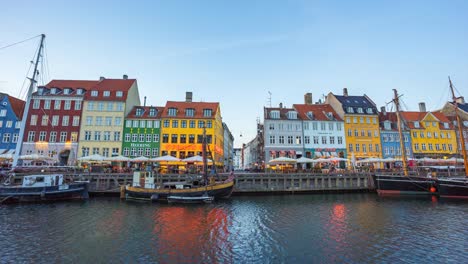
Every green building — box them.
[122,106,163,158]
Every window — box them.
[185,108,194,117]
[92,148,99,155]
[427,132,431,138]
[188,134,195,144]
[336,123,342,131]
[125,120,132,127]
[369,144,373,152]
[105,117,112,126]
[442,144,447,151]
[312,123,318,130]
[154,120,160,128]
[154,134,159,142]
[44,100,51,109]
[269,135,275,144]
[98,102,104,111]
[71,132,77,142]
[354,130,359,137]
[349,144,353,152]
[355,144,360,152]
[103,148,109,157]
[270,111,280,119]
[338,136,343,144]
[367,130,372,137]
[116,91,123,97]
[207,121,212,128]
[447,133,451,139]
[149,108,156,116]
[116,102,124,111]
[360,117,364,123]
[168,108,177,116]
[435,144,440,151]
[123,148,130,156]
[357,107,363,113]
[104,131,111,141]
[441,133,445,139]
[84,131,91,140]
[64,100,71,110]
[367,108,373,114]
[76,89,83,95]
[286,136,293,144]
[75,101,82,110]
[53,100,61,110]
[62,116,69,126]
[348,129,352,136]
[304,136,310,144]
[353,117,357,123]
[87,102,94,111]
[295,136,301,145]
[420,132,424,138]
[203,109,212,117]
[86,117,93,126]
[91,91,98,96]
[50,116,58,126]
[152,148,158,157]
[2,133,11,143]
[163,120,170,127]
[12,133,18,143]
[107,102,113,111]
[422,144,426,151]
[103,91,110,97]
[313,136,319,144]
[162,134,169,143]
[27,131,35,142]
[94,117,102,126]
[328,123,334,130]
[73,116,80,126]
[372,118,377,124]
[198,121,205,128]
[131,148,136,156]
[375,144,380,152]
[329,136,335,144]
[366,117,370,124]
[321,122,326,130]
[125,134,131,142]
[414,122,420,128]
[321,136,327,144]
[132,134,138,142]
[33,99,40,109]
[94,131,101,141]
[346,117,350,123]
[279,136,285,144]
[30,115,38,126]
[113,132,121,141]
[82,147,90,157]
[41,115,49,126]
[60,132,67,142]
[448,144,453,152]
[180,134,186,143]
[139,134,145,142]
[136,108,143,116]
[172,120,178,128]
[347,107,354,113]
[115,117,121,126]
[362,144,367,153]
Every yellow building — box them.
[326,89,382,159]
[401,111,458,158]
[78,76,140,158]
[160,92,224,167]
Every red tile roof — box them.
[127,106,164,119]
[7,94,26,119]
[293,104,343,121]
[400,111,453,130]
[161,101,219,119]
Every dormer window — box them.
[357,108,363,113]
[103,91,110,97]
[203,109,212,117]
[149,108,156,117]
[414,122,420,128]
[51,88,57,94]
[444,122,449,129]
[136,108,143,116]
[326,112,334,120]
[91,91,98,97]
[64,88,70,95]
[384,121,391,130]
[76,89,83,95]
[270,110,280,119]
[287,111,297,119]
[168,108,177,116]
[463,121,468,127]
[347,107,354,113]
[116,91,123,97]
[306,111,314,120]
[185,108,195,117]
[38,87,44,95]
[367,108,373,114]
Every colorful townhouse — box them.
[326,88,382,160]
[20,81,87,165]
[122,106,164,158]
[401,103,458,158]
[159,92,225,167]
[440,96,468,156]
[263,104,303,162]
[378,108,412,159]
[294,95,346,160]
[0,93,25,155]
[78,76,140,159]
[222,122,235,172]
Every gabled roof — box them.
[161,101,219,119]
[400,111,453,130]
[0,93,26,119]
[264,107,300,120]
[333,94,378,115]
[126,106,164,119]
[293,104,342,121]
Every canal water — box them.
[1,194,466,263]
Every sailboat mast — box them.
[202,126,208,184]
[448,77,468,177]
[393,89,409,176]
[12,34,46,167]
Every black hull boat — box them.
[437,178,468,199]
[373,174,438,195]
[0,174,89,203]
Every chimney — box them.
[380,106,386,115]
[144,96,147,107]
[343,88,348,97]
[123,74,128,80]
[99,76,105,81]
[419,102,426,112]
[304,93,313,105]
[456,96,465,104]
[279,102,283,108]
[186,91,193,102]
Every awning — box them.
[0,149,6,154]
[6,149,15,154]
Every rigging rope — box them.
[0,34,42,51]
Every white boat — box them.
[167,193,214,204]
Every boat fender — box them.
[429,186,437,193]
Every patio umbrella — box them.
[325,157,349,162]
[0,153,14,160]
[150,155,181,162]
[182,155,213,163]
[19,154,55,160]
[132,156,150,162]
[77,154,105,162]
[105,155,130,162]
[356,157,381,163]
[268,157,297,164]
[295,157,316,163]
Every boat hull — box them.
[373,174,437,195]
[124,180,234,201]
[0,182,89,203]
[437,178,468,199]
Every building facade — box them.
[122,106,163,158]
[326,89,382,160]
[222,122,234,172]
[264,105,303,162]
[21,82,88,165]
[440,97,468,156]
[293,102,346,161]
[0,93,25,155]
[78,76,140,159]
[378,110,412,159]
[160,92,224,166]
[233,148,242,170]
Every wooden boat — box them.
[0,174,89,203]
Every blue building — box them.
[379,109,413,160]
[0,93,25,155]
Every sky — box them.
[1,0,467,147]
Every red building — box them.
[21,80,95,165]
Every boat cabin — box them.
[22,174,64,188]
[163,182,193,190]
